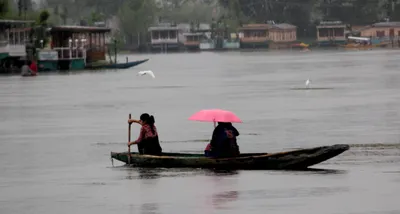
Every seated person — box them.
[128,113,162,155]
[29,60,38,75]
[205,122,240,158]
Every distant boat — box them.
[291,42,309,48]
[86,59,149,70]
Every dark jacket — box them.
[209,122,240,157]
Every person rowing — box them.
[127,113,162,155]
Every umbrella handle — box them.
[213,121,216,128]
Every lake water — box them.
[1,49,400,214]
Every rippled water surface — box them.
[1,49,400,214]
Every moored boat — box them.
[0,20,35,74]
[111,144,349,170]
[38,25,111,72]
[86,59,149,69]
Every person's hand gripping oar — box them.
[128,114,132,164]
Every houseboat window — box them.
[91,33,97,48]
[0,28,6,44]
[244,30,267,38]
[333,28,344,37]
[18,29,23,44]
[319,28,329,37]
[160,30,168,39]
[9,31,15,45]
[261,31,267,37]
[376,31,385,37]
[389,29,395,37]
[152,31,159,39]
[24,29,29,43]
[100,33,105,50]
[187,35,199,42]
[169,30,177,39]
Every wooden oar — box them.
[128,113,131,164]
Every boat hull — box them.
[111,144,349,170]
[38,58,86,72]
[87,59,149,69]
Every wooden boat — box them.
[110,144,349,170]
[86,59,149,69]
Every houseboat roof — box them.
[148,26,179,31]
[9,27,32,32]
[238,24,270,30]
[239,23,296,31]
[183,32,204,36]
[354,22,400,32]
[319,21,343,25]
[270,23,297,30]
[50,25,111,33]
[372,21,400,27]
[0,19,35,24]
[0,20,34,27]
[317,21,346,28]
[317,24,346,28]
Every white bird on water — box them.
[137,70,155,78]
[305,79,311,88]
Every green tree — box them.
[33,10,50,48]
[59,5,67,24]
[117,0,159,46]
[0,0,9,17]
[218,0,317,37]
[159,0,217,23]
[317,0,382,25]
[88,10,105,25]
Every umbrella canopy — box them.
[188,109,242,123]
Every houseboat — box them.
[238,24,270,49]
[268,23,297,49]
[38,25,111,71]
[356,22,400,47]
[0,20,34,74]
[183,32,204,51]
[199,28,218,51]
[199,39,215,51]
[148,24,183,52]
[316,21,347,46]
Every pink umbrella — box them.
[188,109,242,125]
